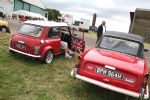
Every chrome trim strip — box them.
[105,65,116,70]
[9,47,41,58]
[17,41,25,44]
[72,69,149,99]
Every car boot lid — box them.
[83,49,145,75]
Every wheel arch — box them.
[41,46,54,60]
[0,25,10,33]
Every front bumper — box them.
[9,47,41,58]
[71,68,149,99]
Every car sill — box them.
[9,47,41,58]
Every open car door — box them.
[71,30,85,53]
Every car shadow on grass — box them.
[65,78,139,100]
[8,52,74,67]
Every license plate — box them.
[16,43,26,49]
[96,67,123,80]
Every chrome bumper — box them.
[9,47,41,58]
[71,68,149,99]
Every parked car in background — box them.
[9,20,85,64]
[0,20,10,33]
[71,31,149,100]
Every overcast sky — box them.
[42,0,150,32]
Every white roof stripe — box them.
[24,21,69,27]
[23,0,45,9]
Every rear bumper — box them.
[9,47,41,58]
[71,68,149,99]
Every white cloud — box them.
[42,0,150,32]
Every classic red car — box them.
[9,20,85,64]
[71,31,149,99]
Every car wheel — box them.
[45,50,53,64]
[1,26,7,33]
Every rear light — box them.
[87,66,94,70]
[143,74,149,89]
[40,40,44,44]
[34,46,40,55]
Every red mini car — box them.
[71,31,149,99]
[9,20,85,64]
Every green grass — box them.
[0,34,149,100]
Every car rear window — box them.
[98,36,141,57]
[18,24,43,37]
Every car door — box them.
[70,28,85,53]
[45,27,61,54]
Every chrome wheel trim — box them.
[46,51,53,64]
[1,27,7,33]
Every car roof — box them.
[103,31,144,43]
[24,20,69,27]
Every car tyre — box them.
[44,50,53,64]
[1,26,7,33]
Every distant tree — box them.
[46,9,61,21]
[74,20,80,26]
[0,12,3,17]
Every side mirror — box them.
[144,49,149,52]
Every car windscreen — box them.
[97,36,140,57]
[18,24,43,37]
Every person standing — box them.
[96,21,106,43]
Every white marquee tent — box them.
[12,10,47,20]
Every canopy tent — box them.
[12,10,47,20]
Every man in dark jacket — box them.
[96,21,106,43]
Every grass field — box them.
[0,34,149,100]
